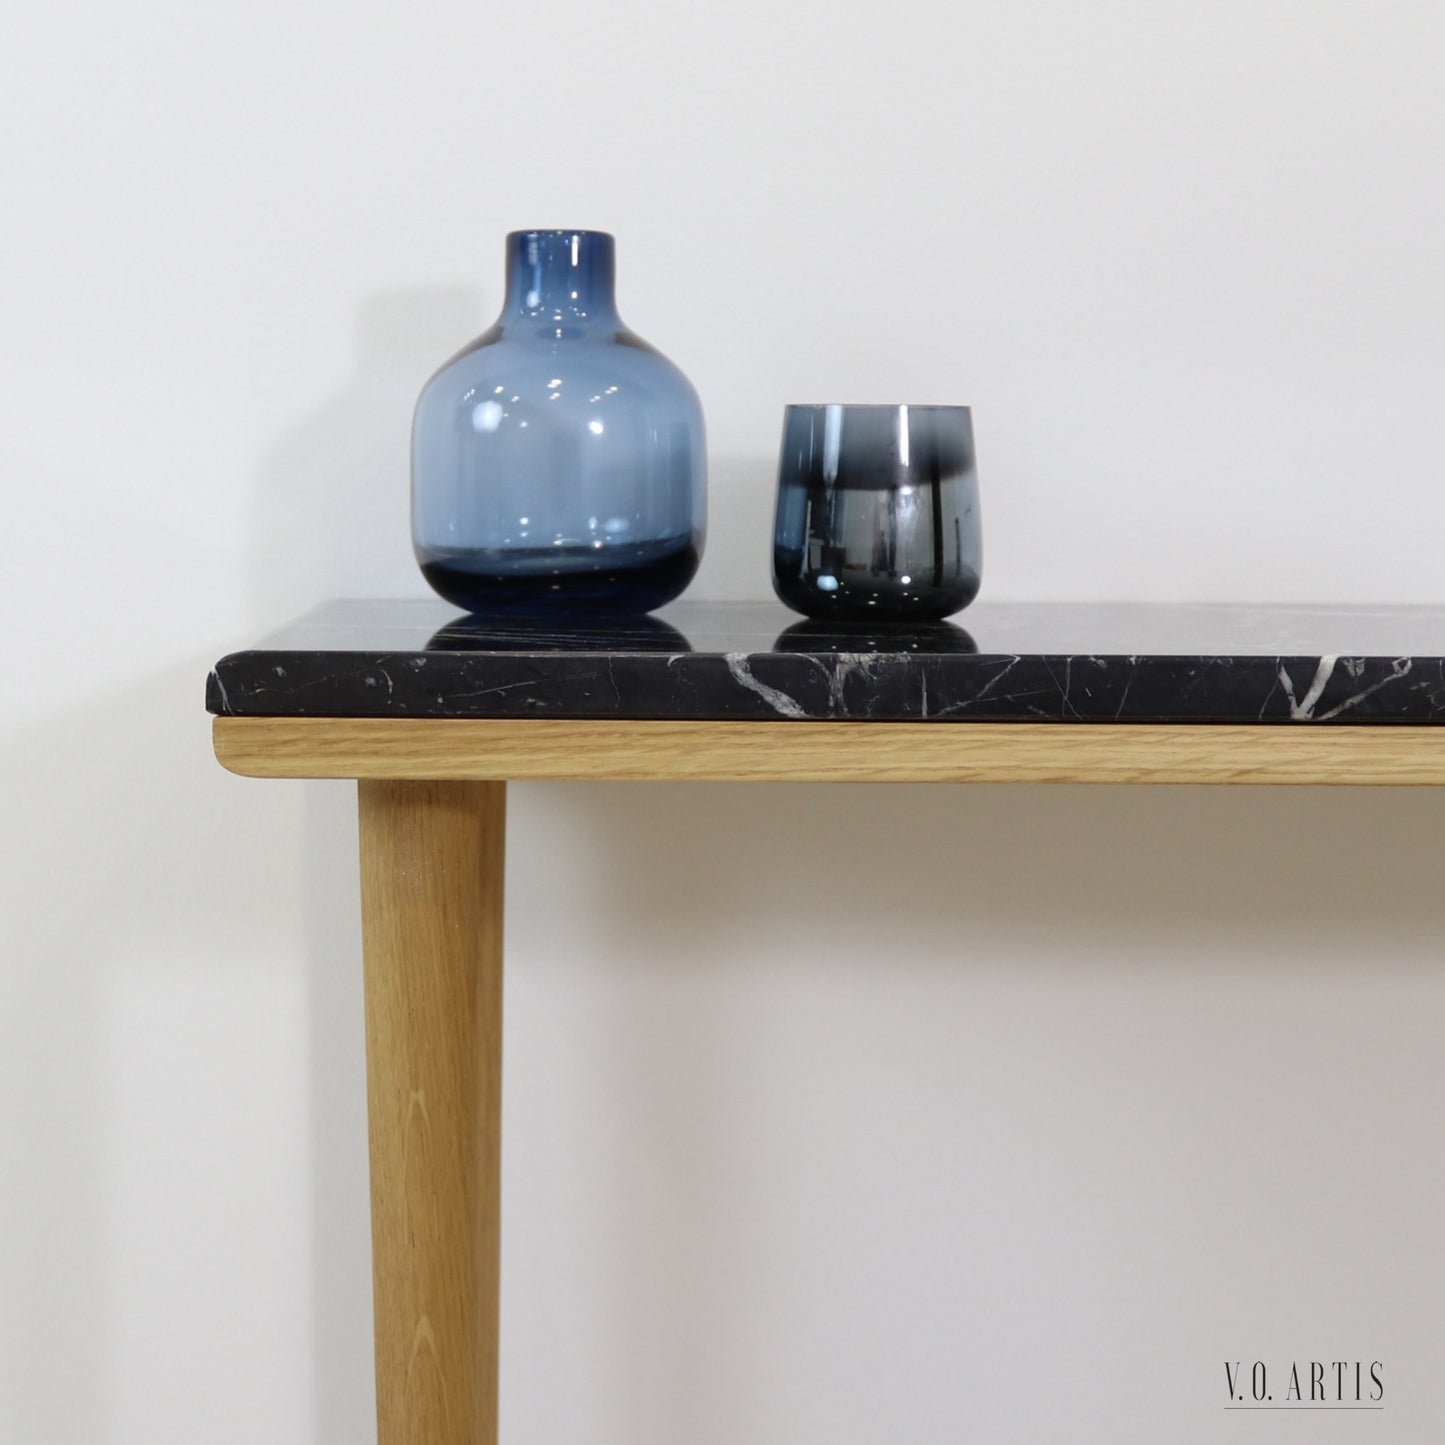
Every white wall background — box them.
[4,0,1445,1440]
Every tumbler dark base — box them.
[772,551,980,623]
[419,539,701,615]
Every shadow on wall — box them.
[558,780,1445,965]
[0,662,326,1441]
[498,779,1445,1444]
[693,453,777,600]
[248,287,484,619]
[247,286,490,1444]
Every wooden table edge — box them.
[213,716,1445,785]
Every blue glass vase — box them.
[412,230,706,613]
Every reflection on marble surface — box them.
[426,612,691,654]
[774,619,977,655]
[227,598,1445,656]
[207,598,1445,724]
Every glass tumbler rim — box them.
[782,401,972,416]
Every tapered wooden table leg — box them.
[358,780,505,1445]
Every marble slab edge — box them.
[206,650,1445,724]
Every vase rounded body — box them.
[413,231,706,614]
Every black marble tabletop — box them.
[207,599,1445,724]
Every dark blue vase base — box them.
[418,537,700,615]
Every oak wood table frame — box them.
[213,717,1445,1445]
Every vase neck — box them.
[501,230,619,325]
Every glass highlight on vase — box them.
[772,404,981,622]
[412,230,706,614]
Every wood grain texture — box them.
[216,717,1445,785]
[359,781,505,1445]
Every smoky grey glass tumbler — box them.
[771,404,981,621]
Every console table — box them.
[208,599,1445,1445]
